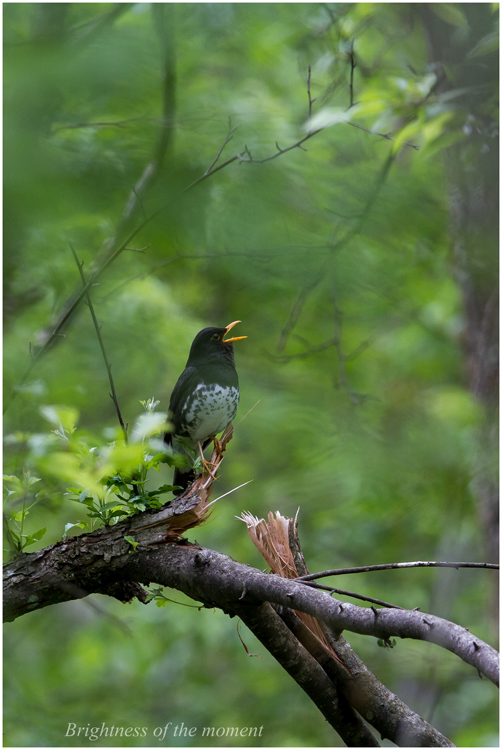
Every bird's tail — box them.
[172,466,194,496]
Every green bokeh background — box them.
[3,3,498,747]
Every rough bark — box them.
[279,607,454,747]
[5,483,499,746]
[234,601,380,747]
[4,509,498,687]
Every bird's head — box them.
[187,321,247,366]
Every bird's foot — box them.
[198,441,218,480]
[212,436,224,457]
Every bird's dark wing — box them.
[165,366,201,492]
[167,365,199,434]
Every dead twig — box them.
[347,38,357,110]
[69,243,128,442]
[296,560,500,582]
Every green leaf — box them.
[64,522,86,534]
[124,535,139,553]
[100,501,124,511]
[23,528,47,547]
[147,484,177,496]
[129,412,168,443]
[131,503,146,512]
[39,405,79,434]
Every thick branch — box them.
[285,515,453,745]
[4,524,498,686]
[279,607,454,747]
[234,601,379,747]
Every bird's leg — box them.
[212,436,224,457]
[198,441,217,479]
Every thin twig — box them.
[205,118,240,174]
[69,243,128,442]
[300,580,404,609]
[296,560,500,582]
[132,186,147,221]
[237,128,323,165]
[345,334,375,362]
[307,64,317,121]
[348,38,357,109]
[277,263,328,353]
[70,3,133,38]
[347,120,420,150]
[332,299,359,405]
[274,338,336,363]
[52,116,146,133]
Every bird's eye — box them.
[211,333,221,341]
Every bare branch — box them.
[302,580,405,610]
[274,337,336,363]
[3,529,499,686]
[236,128,323,165]
[52,116,146,133]
[279,606,454,747]
[347,120,420,150]
[70,3,133,41]
[307,64,317,120]
[205,118,240,175]
[332,300,360,404]
[347,38,357,110]
[120,3,176,227]
[235,601,380,746]
[276,263,328,353]
[69,243,128,441]
[296,560,499,581]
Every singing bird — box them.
[165,321,246,494]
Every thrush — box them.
[165,321,246,494]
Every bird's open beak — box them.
[223,320,247,343]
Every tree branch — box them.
[296,560,499,581]
[279,606,454,747]
[4,521,498,687]
[69,243,128,441]
[234,601,380,746]
[302,580,405,610]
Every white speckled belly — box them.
[183,383,239,442]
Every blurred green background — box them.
[3,3,498,747]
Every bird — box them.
[165,321,246,494]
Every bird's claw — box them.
[212,437,224,457]
[198,441,218,480]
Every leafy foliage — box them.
[4,401,181,540]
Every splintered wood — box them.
[164,423,235,539]
[238,510,348,670]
